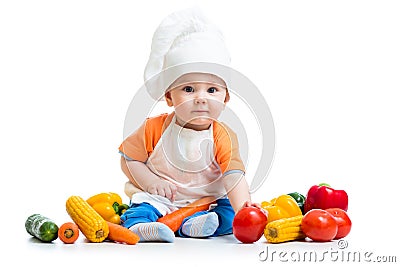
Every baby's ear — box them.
[165,91,173,107]
[224,90,230,103]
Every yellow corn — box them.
[264,215,306,243]
[66,195,109,242]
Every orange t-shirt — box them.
[119,112,245,175]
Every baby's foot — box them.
[181,212,219,237]
[129,222,174,243]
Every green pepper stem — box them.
[112,202,120,213]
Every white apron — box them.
[131,115,226,215]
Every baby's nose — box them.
[194,96,207,104]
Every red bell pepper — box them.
[304,184,348,213]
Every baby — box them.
[118,8,261,242]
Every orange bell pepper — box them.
[261,194,302,222]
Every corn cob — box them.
[264,215,306,243]
[66,195,109,242]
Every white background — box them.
[1,0,399,266]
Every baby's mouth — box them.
[192,110,209,113]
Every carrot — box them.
[157,196,216,232]
[106,222,140,245]
[58,222,79,244]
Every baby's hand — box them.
[242,200,261,209]
[241,201,268,216]
[145,179,177,202]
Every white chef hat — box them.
[143,7,234,101]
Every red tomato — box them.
[301,209,338,242]
[232,206,268,243]
[326,208,352,239]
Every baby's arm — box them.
[223,172,252,213]
[120,157,177,201]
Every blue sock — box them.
[129,222,175,243]
[181,212,219,237]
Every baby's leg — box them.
[121,202,174,242]
[178,198,235,237]
[208,198,235,236]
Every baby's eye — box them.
[208,87,217,93]
[183,86,194,93]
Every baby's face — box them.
[165,73,229,130]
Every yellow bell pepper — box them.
[261,194,302,222]
[86,192,124,225]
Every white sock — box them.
[129,222,175,243]
[181,212,219,237]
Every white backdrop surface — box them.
[1,1,399,266]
